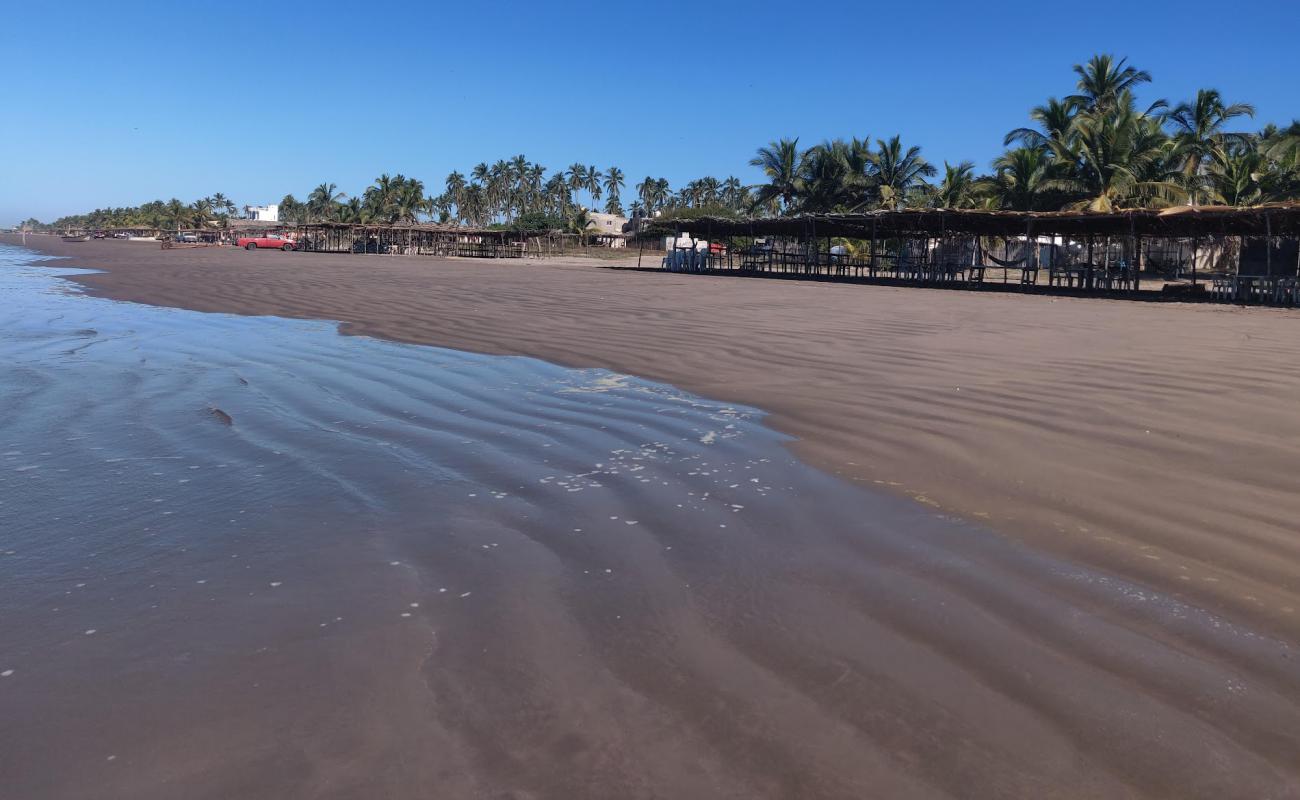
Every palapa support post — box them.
[708,220,713,272]
[1025,218,1035,287]
[1266,212,1273,278]
[1130,215,1141,292]
[1087,235,1095,290]
[869,217,877,277]
[1191,235,1200,287]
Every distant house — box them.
[585,211,630,248]
[244,204,279,222]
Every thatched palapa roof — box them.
[648,203,1300,239]
[293,221,545,237]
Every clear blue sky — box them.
[3,0,1298,224]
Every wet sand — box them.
[10,234,1300,640]
[3,238,1300,799]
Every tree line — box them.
[751,55,1300,215]
[21,54,1300,234]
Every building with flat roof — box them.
[244,204,279,222]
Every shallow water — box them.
[2,244,1298,799]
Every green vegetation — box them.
[24,54,1300,233]
[25,194,239,233]
[752,55,1298,214]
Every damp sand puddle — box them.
[0,245,1297,799]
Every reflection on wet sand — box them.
[1,246,1297,799]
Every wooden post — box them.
[869,217,877,276]
[1191,235,1199,287]
[1266,212,1273,278]
[1026,218,1035,286]
[1087,235,1094,289]
[1295,232,1300,280]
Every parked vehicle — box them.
[92,231,107,239]
[176,233,199,243]
[237,234,296,251]
[112,232,130,239]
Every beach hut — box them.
[647,203,1300,304]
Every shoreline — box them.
[6,232,1300,642]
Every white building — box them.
[584,211,629,247]
[244,204,279,222]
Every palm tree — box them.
[569,207,594,250]
[444,171,467,221]
[652,178,670,211]
[930,161,982,208]
[307,182,345,222]
[338,197,372,224]
[544,174,570,214]
[1070,54,1153,112]
[871,135,936,209]
[392,178,425,223]
[1051,91,1184,211]
[796,140,858,212]
[460,183,487,226]
[1168,88,1255,203]
[721,176,743,209]
[164,198,191,232]
[190,197,214,229]
[1205,144,1276,205]
[989,147,1055,210]
[583,164,601,210]
[603,166,624,206]
[749,138,806,213]
[566,164,587,208]
[636,176,655,212]
[1004,97,1079,149]
[210,192,237,216]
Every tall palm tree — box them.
[749,138,806,213]
[1051,91,1184,211]
[444,171,467,221]
[164,198,191,232]
[583,164,601,210]
[1004,97,1079,149]
[1168,88,1255,203]
[989,147,1054,210]
[603,166,624,206]
[1070,54,1153,112]
[871,135,936,209]
[930,161,982,208]
[566,164,587,208]
[277,195,298,225]
[209,192,237,216]
[721,176,742,209]
[307,182,345,222]
[392,178,425,223]
[191,199,215,232]
[652,178,670,211]
[636,176,656,212]
[1205,144,1276,205]
[796,140,858,212]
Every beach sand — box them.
[5,234,1300,798]
[12,234,1300,640]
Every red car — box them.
[237,234,296,251]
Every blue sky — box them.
[3,0,1298,224]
